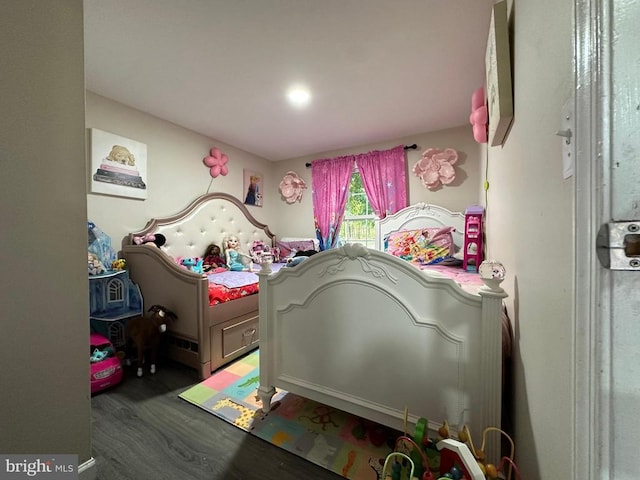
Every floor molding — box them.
[79,457,96,480]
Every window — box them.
[107,279,124,303]
[339,171,376,248]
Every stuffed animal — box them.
[283,249,318,268]
[126,305,177,377]
[88,252,106,275]
[111,258,126,271]
[133,233,166,248]
[284,256,308,267]
[180,257,204,274]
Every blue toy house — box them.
[88,221,143,349]
[89,270,143,349]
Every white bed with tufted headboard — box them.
[122,192,276,378]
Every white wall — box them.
[86,92,277,251]
[87,94,483,246]
[0,0,92,465]
[485,0,574,478]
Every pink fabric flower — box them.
[412,148,458,190]
[203,147,229,178]
[279,171,307,203]
[470,87,488,143]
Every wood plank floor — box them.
[91,359,344,480]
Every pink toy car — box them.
[90,332,123,394]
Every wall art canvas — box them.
[90,128,148,199]
[485,0,513,147]
[243,169,263,207]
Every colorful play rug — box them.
[178,349,403,480]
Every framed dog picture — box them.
[243,169,263,207]
[89,128,148,200]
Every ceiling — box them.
[84,0,494,161]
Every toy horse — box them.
[126,304,177,377]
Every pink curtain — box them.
[355,145,407,218]
[311,156,354,250]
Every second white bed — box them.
[257,203,509,461]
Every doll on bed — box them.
[224,235,252,271]
[202,243,227,272]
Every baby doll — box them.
[224,235,252,271]
[202,244,227,272]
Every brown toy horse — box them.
[126,305,177,377]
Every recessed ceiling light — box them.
[287,86,311,108]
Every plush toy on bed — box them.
[133,233,166,248]
[202,244,227,272]
[224,235,252,271]
[284,256,307,267]
[284,250,318,267]
[180,257,204,274]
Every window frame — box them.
[339,170,377,248]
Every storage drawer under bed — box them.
[210,311,259,371]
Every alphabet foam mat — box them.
[179,349,403,479]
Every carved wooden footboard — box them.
[257,244,507,460]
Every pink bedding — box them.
[419,263,513,364]
[206,263,286,306]
[420,263,484,291]
[208,281,259,305]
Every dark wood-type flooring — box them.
[91,357,344,480]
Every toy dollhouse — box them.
[88,221,143,349]
[463,205,484,272]
[89,270,143,348]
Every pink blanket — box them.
[420,264,484,293]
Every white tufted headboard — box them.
[128,192,275,260]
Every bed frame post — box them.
[478,283,508,461]
[256,265,276,412]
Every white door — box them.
[575,0,640,478]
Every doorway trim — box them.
[573,0,610,477]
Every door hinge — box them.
[596,222,640,270]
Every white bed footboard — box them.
[258,244,507,459]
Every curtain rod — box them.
[305,144,417,168]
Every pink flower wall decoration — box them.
[412,148,458,190]
[203,147,229,178]
[279,171,307,203]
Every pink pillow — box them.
[385,227,454,265]
[276,240,316,258]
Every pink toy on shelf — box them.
[463,205,484,273]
